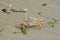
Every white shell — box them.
[23,8,28,12]
[8,4,12,7]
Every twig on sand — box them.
[11,8,28,13]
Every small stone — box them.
[37,12,41,15]
[13,32,18,34]
[1,8,10,14]
[42,3,47,6]
[1,8,7,12]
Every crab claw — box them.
[34,20,44,26]
[39,20,45,24]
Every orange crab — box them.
[16,17,44,29]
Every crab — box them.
[16,17,44,30]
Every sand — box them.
[0,0,60,40]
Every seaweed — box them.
[21,29,27,34]
[47,18,57,27]
[20,25,27,34]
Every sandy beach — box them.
[0,0,60,40]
